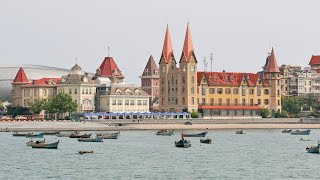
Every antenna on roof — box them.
[75,57,78,64]
[210,53,213,75]
[203,56,208,72]
[107,46,110,57]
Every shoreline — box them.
[1,121,320,132]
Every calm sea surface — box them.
[1,129,320,179]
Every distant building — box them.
[57,64,96,112]
[139,55,159,111]
[158,24,281,117]
[95,56,124,84]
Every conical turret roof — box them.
[182,23,194,61]
[265,48,280,73]
[161,25,174,63]
[13,67,29,83]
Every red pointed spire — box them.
[13,67,29,83]
[162,25,173,63]
[266,48,280,73]
[183,23,194,61]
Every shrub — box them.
[191,110,199,118]
[260,108,270,118]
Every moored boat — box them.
[97,133,119,139]
[56,133,70,137]
[12,132,29,137]
[175,132,191,148]
[183,131,207,137]
[44,131,61,135]
[78,137,103,142]
[300,137,311,141]
[282,129,292,133]
[306,145,319,153]
[156,129,174,136]
[290,129,311,135]
[200,138,212,144]
[26,139,45,146]
[69,132,91,138]
[26,132,44,138]
[236,130,246,134]
[77,150,94,155]
[31,140,59,149]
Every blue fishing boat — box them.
[31,140,59,149]
[290,129,311,135]
[26,132,44,138]
[175,132,191,148]
[306,141,320,153]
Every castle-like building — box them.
[157,24,282,117]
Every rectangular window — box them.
[86,89,88,94]
[258,99,261,105]
[264,99,269,105]
[89,89,92,94]
[125,100,129,105]
[242,98,246,106]
[218,88,223,94]
[34,89,38,97]
[130,100,134,105]
[226,98,230,106]
[43,89,47,96]
[143,100,147,105]
[242,86,246,96]
[48,89,53,96]
[210,98,214,105]
[202,98,206,105]
[257,86,261,96]
[118,100,122,105]
[209,88,215,94]
[69,89,72,94]
[202,87,206,95]
[234,99,238,106]
[74,89,77,94]
[264,89,269,95]
[250,99,254,105]
[225,88,231,94]
[82,89,84,94]
[249,89,254,95]
[233,88,239,94]
[191,76,194,83]
[218,98,222,106]
[112,100,116,105]
[138,100,142,105]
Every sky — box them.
[1,0,320,84]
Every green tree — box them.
[260,108,270,118]
[282,96,302,117]
[48,93,77,117]
[191,110,199,118]
[7,106,32,117]
[28,98,48,115]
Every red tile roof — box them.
[265,48,280,73]
[182,23,194,61]
[199,105,262,110]
[13,67,29,83]
[98,57,123,77]
[25,78,62,86]
[309,55,320,65]
[161,25,174,63]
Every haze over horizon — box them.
[1,0,320,84]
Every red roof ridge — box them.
[161,25,174,63]
[13,67,29,83]
[182,23,194,61]
[309,55,320,66]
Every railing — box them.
[198,103,259,106]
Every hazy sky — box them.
[1,0,320,84]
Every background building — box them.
[139,55,159,111]
[0,65,70,99]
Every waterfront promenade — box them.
[1,118,320,132]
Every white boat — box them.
[300,137,311,141]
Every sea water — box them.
[1,129,319,179]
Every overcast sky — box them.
[1,0,320,84]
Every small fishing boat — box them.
[290,129,311,135]
[44,131,61,135]
[31,140,59,149]
[282,129,292,133]
[156,129,174,136]
[306,145,319,153]
[200,138,212,144]
[12,132,29,137]
[175,132,191,148]
[183,131,207,137]
[77,150,94,155]
[26,139,45,146]
[97,133,119,139]
[300,137,311,141]
[236,130,246,134]
[69,132,92,138]
[78,137,103,142]
[26,132,44,138]
[56,132,70,137]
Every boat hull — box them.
[306,146,319,153]
[175,140,191,148]
[183,132,207,137]
[26,139,45,147]
[290,130,311,135]
[69,134,92,138]
[31,141,59,149]
[156,130,174,136]
[78,137,103,142]
[44,131,61,135]
[200,138,212,144]
[26,133,44,138]
[12,133,28,137]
